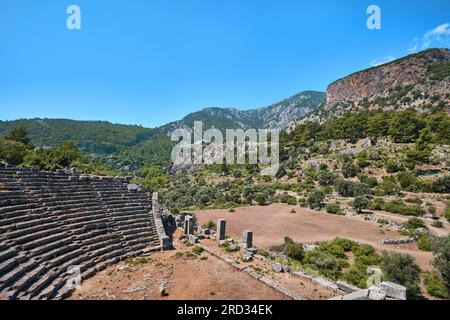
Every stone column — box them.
[184,216,194,235]
[217,219,226,241]
[152,192,159,213]
[242,230,253,248]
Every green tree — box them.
[431,235,450,293]
[307,190,325,210]
[0,139,30,165]
[352,196,369,214]
[389,109,426,143]
[3,126,31,146]
[381,251,421,298]
[254,193,268,206]
[423,270,448,299]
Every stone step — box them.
[21,232,69,251]
[29,239,76,260]
[4,222,62,240]
[0,259,38,291]
[9,227,64,245]
[0,248,17,264]
[0,203,39,215]
[38,244,81,263]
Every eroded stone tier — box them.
[0,165,161,300]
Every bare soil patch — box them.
[196,203,435,269]
[69,236,288,300]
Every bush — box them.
[397,171,418,189]
[334,179,356,197]
[343,266,369,289]
[384,199,423,216]
[369,197,385,211]
[280,194,298,205]
[432,220,444,228]
[379,177,400,196]
[326,203,342,215]
[342,162,358,178]
[423,270,448,299]
[353,196,370,214]
[431,176,450,194]
[0,139,31,166]
[298,198,307,208]
[385,161,401,173]
[202,220,217,231]
[192,246,204,255]
[254,193,268,206]
[282,237,304,261]
[405,217,426,230]
[381,251,421,298]
[445,206,450,222]
[353,244,381,267]
[303,250,343,280]
[317,172,337,186]
[417,235,432,252]
[431,235,450,293]
[307,190,325,210]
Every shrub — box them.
[445,206,450,222]
[431,176,450,194]
[303,250,342,280]
[353,244,381,267]
[342,162,358,178]
[298,198,307,208]
[202,220,217,231]
[432,220,444,228]
[379,177,400,196]
[307,190,325,210]
[280,194,298,205]
[343,266,369,289]
[423,270,448,299]
[0,139,31,166]
[334,179,356,197]
[353,196,370,214]
[254,193,268,206]
[381,251,421,298]
[192,246,205,255]
[405,218,426,230]
[384,199,423,216]
[326,203,342,215]
[317,172,337,186]
[431,235,450,293]
[417,235,432,252]
[283,237,304,261]
[369,197,385,211]
[385,161,401,173]
[397,171,418,189]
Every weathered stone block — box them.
[379,281,407,300]
[242,230,253,249]
[217,219,226,241]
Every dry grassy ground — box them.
[196,203,437,269]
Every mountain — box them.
[0,91,325,168]
[0,119,160,154]
[161,91,326,132]
[305,48,450,123]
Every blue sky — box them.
[0,0,449,128]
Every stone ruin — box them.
[0,165,170,300]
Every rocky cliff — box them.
[306,48,450,123]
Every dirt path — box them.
[70,238,289,300]
[196,203,436,269]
